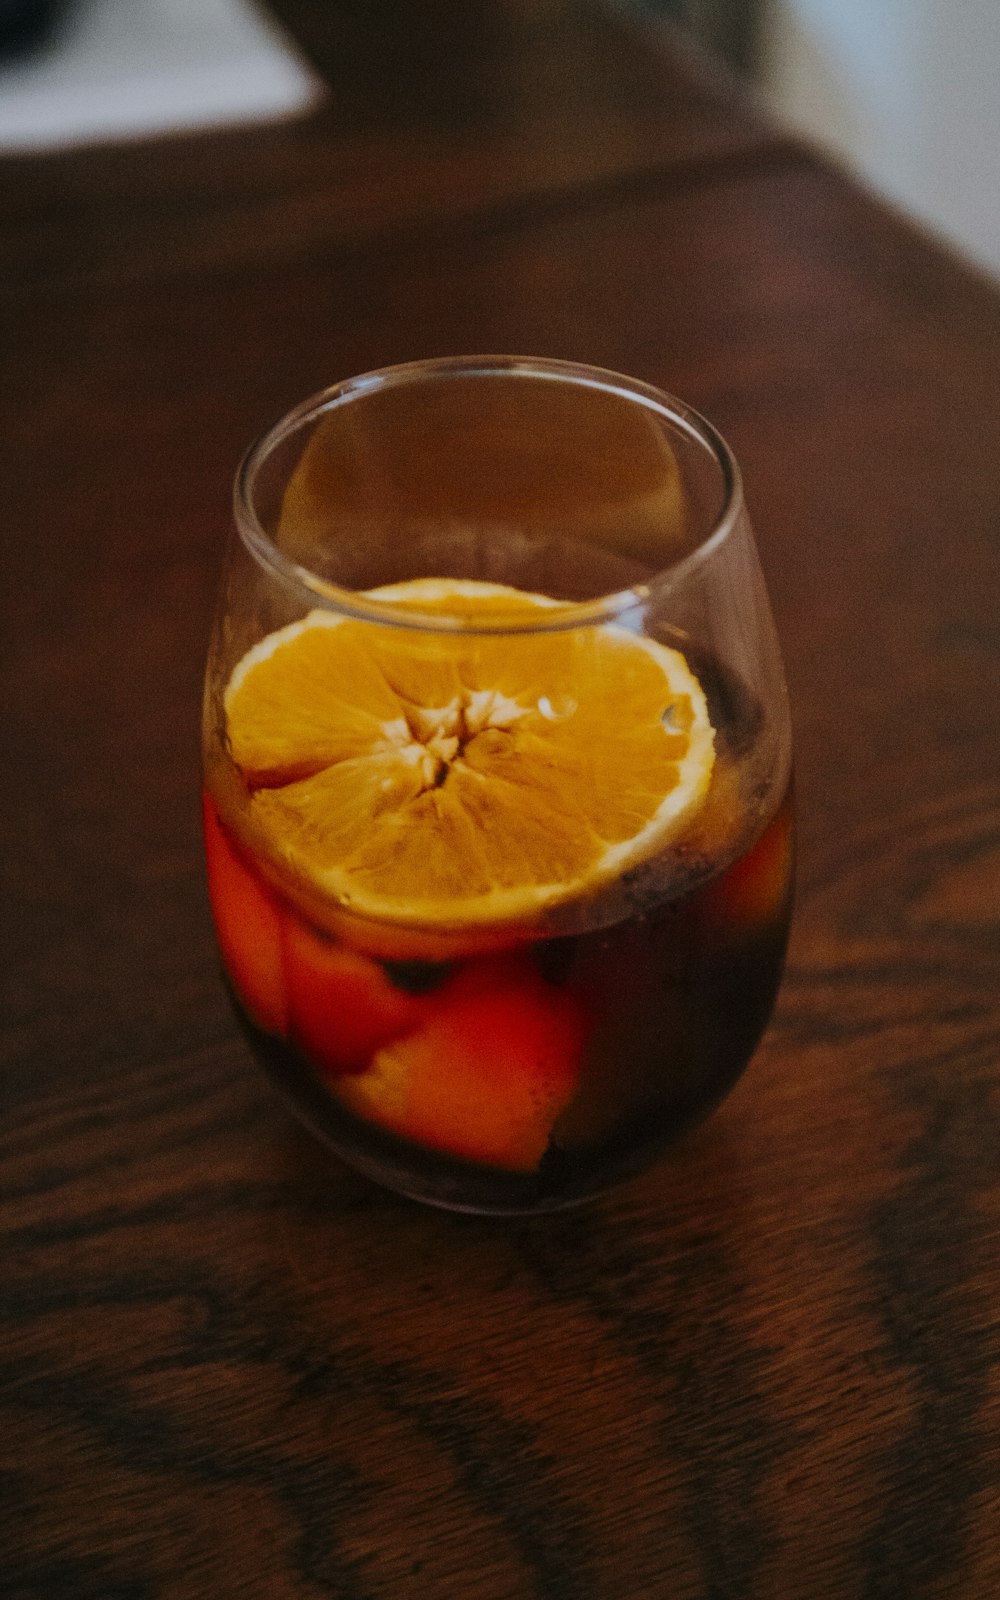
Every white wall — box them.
[762,0,1000,281]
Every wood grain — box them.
[3,4,1000,1595]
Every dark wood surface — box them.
[0,0,777,297]
[4,3,1000,1596]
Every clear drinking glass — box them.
[202,356,793,1213]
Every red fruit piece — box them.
[283,916,431,1074]
[202,792,288,1035]
[697,800,793,936]
[337,953,588,1171]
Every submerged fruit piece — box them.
[283,919,431,1073]
[336,954,587,1170]
[202,793,288,1035]
[697,800,793,936]
[223,579,715,930]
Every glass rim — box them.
[232,354,745,634]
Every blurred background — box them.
[3,0,999,282]
[650,0,1000,284]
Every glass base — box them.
[234,993,754,1216]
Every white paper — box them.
[0,0,324,151]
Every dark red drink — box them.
[203,758,791,1212]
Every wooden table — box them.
[4,4,999,1595]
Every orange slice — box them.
[222,579,715,929]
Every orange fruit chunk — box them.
[697,801,793,935]
[202,793,288,1035]
[336,954,587,1170]
[222,579,715,931]
[283,919,433,1073]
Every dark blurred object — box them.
[635,0,761,73]
[0,0,72,58]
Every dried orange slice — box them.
[222,579,714,929]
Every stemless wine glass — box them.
[202,356,793,1213]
